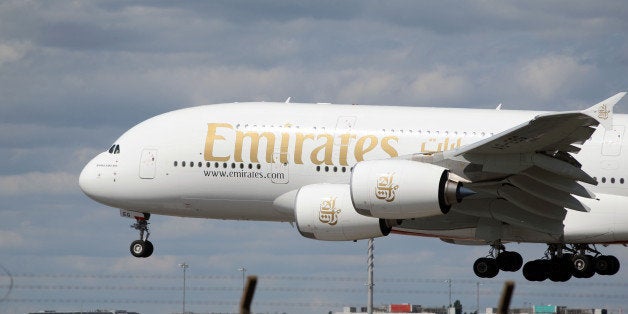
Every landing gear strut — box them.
[473,242,522,278]
[129,214,153,258]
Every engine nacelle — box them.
[294,184,393,241]
[351,159,465,219]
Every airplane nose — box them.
[78,159,97,197]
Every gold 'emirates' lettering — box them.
[204,123,401,165]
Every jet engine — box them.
[351,159,470,219]
[294,183,395,241]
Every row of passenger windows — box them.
[315,165,352,173]
[172,160,355,174]
[594,177,625,184]
[233,123,493,137]
[174,161,262,170]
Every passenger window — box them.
[174,161,178,167]
[198,162,202,167]
[190,162,194,168]
[182,161,186,167]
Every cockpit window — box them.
[108,144,121,154]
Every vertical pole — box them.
[180,263,189,314]
[448,279,452,308]
[367,238,374,314]
[238,267,247,292]
[476,282,480,314]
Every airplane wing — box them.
[408,92,626,237]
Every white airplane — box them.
[80,92,628,282]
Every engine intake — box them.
[294,184,395,241]
[350,159,468,219]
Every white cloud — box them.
[517,55,595,101]
[409,67,474,103]
[0,171,77,196]
[0,41,31,66]
[0,230,25,248]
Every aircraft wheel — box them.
[607,255,620,275]
[473,258,499,278]
[596,255,620,275]
[130,240,153,258]
[522,260,549,282]
[497,251,523,272]
[143,240,154,258]
[572,254,595,278]
[548,257,572,282]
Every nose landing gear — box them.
[121,210,154,258]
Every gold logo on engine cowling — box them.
[319,197,341,225]
[597,104,610,120]
[375,172,399,202]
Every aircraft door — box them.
[602,125,624,156]
[139,149,158,179]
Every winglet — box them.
[583,92,626,129]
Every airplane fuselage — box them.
[79,102,628,245]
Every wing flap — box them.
[521,167,596,198]
[488,199,564,235]
[496,185,567,220]
[454,199,565,235]
[507,175,591,212]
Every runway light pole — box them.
[238,266,247,291]
[179,262,189,314]
[445,279,452,308]
[476,282,483,314]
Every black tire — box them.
[596,255,620,275]
[130,240,147,258]
[595,255,612,275]
[607,255,620,275]
[572,254,595,278]
[522,260,549,282]
[143,240,154,258]
[496,251,523,272]
[548,257,572,282]
[473,258,499,278]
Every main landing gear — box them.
[129,214,153,258]
[473,243,523,278]
[472,243,620,281]
[522,244,620,282]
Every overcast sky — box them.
[1,1,628,314]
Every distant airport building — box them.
[28,310,140,314]
[334,304,608,314]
